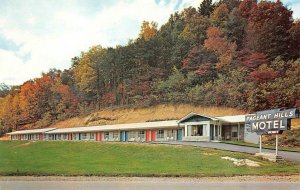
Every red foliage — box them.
[101,92,116,105]
[246,0,293,60]
[295,100,300,108]
[237,50,268,70]
[182,47,199,68]
[239,0,257,19]
[195,63,210,75]
[247,66,278,83]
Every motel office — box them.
[8,113,259,144]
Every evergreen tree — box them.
[198,0,215,17]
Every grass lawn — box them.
[0,141,299,177]
[222,141,300,153]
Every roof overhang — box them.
[7,128,56,135]
[46,120,184,134]
[177,112,219,123]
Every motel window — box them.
[104,132,109,140]
[63,134,67,140]
[129,131,135,139]
[90,133,95,139]
[192,125,203,136]
[167,130,176,139]
[48,134,53,140]
[82,133,87,140]
[57,134,61,140]
[73,134,78,140]
[113,132,118,139]
[138,131,145,139]
[157,130,164,139]
[231,126,238,138]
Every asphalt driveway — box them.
[151,141,300,163]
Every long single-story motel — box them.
[7,112,260,144]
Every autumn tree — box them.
[247,64,278,84]
[179,14,211,46]
[224,8,246,49]
[237,50,269,70]
[289,20,300,58]
[239,0,256,19]
[204,27,237,69]
[246,0,293,60]
[74,46,107,110]
[210,3,229,27]
[139,21,158,41]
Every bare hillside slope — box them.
[49,104,246,129]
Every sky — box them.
[0,0,299,86]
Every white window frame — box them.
[113,132,119,140]
[157,130,164,139]
[138,131,145,139]
[104,132,109,140]
[129,131,136,139]
[81,133,87,140]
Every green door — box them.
[177,129,182,141]
[210,125,214,140]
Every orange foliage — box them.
[139,21,158,41]
[204,27,236,69]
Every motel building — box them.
[7,112,259,144]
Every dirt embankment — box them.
[49,104,245,129]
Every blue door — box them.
[125,131,129,141]
[177,129,182,141]
[120,131,125,141]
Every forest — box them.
[0,0,299,135]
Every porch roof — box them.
[177,112,219,123]
[216,115,246,123]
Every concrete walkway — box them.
[152,141,300,163]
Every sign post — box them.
[245,108,299,161]
[259,135,262,153]
[275,134,278,156]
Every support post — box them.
[237,123,240,141]
[219,125,221,140]
[259,135,262,153]
[184,124,188,137]
[214,124,216,140]
[275,134,278,156]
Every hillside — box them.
[48,104,246,129]
[48,104,299,129]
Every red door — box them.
[151,130,156,141]
[146,131,150,141]
[99,132,102,141]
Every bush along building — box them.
[8,112,261,144]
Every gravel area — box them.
[0,175,299,182]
